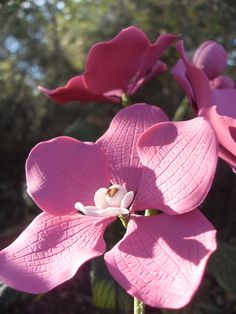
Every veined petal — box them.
[0,212,114,294]
[105,210,216,309]
[135,117,218,214]
[26,136,109,216]
[38,75,113,104]
[84,26,150,94]
[97,103,169,192]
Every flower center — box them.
[75,184,134,217]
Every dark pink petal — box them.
[84,26,150,94]
[171,59,195,110]
[192,41,227,80]
[38,75,114,104]
[97,103,169,192]
[105,210,216,309]
[26,137,109,216]
[199,90,236,167]
[135,117,217,214]
[128,61,167,96]
[0,213,113,294]
[176,41,212,111]
[137,34,180,80]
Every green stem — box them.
[173,97,189,121]
[134,296,145,314]
[121,93,131,107]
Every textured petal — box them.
[84,26,150,94]
[26,136,109,216]
[97,103,169,192]
[176,41,212,111]
[134,117,218,214]
[105,210,216,309]
[0,212,114,294]
[38,75,113,104]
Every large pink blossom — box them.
[0,104,217,309]
[171,41,236,170]
[38,27,178,104]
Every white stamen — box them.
[121,191,135,208]
[75,184,134,218]
[105,184,127,207]
[94,188,109,208]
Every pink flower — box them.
[172,41,236,170]
[0,104,217,309]
[38,27,179,104]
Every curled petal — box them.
[26,136,109,216]
[137,33,180,80]
[135,117,218,214]
[176,41,212,111]
[128,61,167,96]
[171,59,195,110]
[38,75,113,104]
[0,213,114,294]
[105,210,216,309]
[84,26,150,94]
[200,90,236,167]
[97,103,169,192]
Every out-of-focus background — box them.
[0,0,236,313]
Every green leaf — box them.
[64,118,100,142]
[91,257,132,313]
[209,240,236,295]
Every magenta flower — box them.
[0,104,217,309]
[38,27,178,104]
[172,41,236,170]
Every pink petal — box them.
[38,75,113,104]
[171,59,195,110]
[192,41,227,80]
[199,90,236,167]
[26,136,109,216]
[135,117,218,214]
[128,61,167,96]
[0,213,113,294]
[210,75,235,89]
[105,210,216,309]
[137,34,179,80]
[84,26,150,94]
[97,103,169,192]
[176,41,212,111]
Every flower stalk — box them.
[134,297,145,314]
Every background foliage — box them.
[1,0,236,313]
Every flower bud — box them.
[193,41,227,80]
[210,75,235,89]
